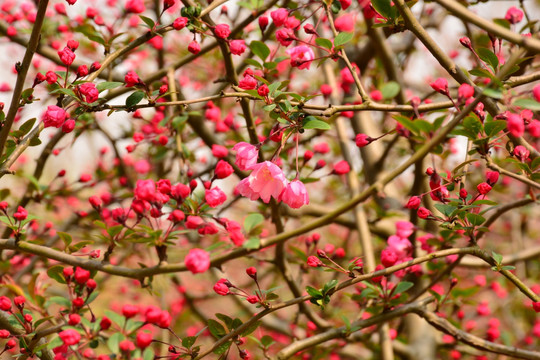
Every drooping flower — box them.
[236,161,287,203]
[232,142,259,170]
[42,105,67,128]
[286,45,315,70]
[280,180,309,208]
[505,6,523,24]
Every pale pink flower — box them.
[281,179,309,208]
[185,248,210,274]
[232,142,258,170]
[395,221,414,239]
[236,161,287,203]
[286,45,315,70]
[387,235,412,258]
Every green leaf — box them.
[393,114,418,134]
[380,81,400,99]
[208,319,227,338]
[371,0,394,19]
[501,265,515,271]
[315,38,333,50]
[492,251,503,265]
[18,118,36,136]
[393,281,414,294]
[126,91,145,108]
[463,116,483,135]
[303,116,331,130]
[47,336,64,350]
[46,296,71,308]
[477,47,499,71]
[182,336,197,349]
[243,237,260,249]
[483,88,503,99]
[513,99,540,111]
[47,266,66,284]
[50,88,77,98]
[240,320,261,336]
[96,82,124,92]
[306,286,322,298]
[215,313,234,330]
[57,232,72,247]
[260,335,275,347]
[213,341,232,355]
[466,212,485,226]
[143,348,154,360]
[250,41,270,61]
[245,58,263,69]
[244,213,264,233]
[139,15,156,29]
[434,204,457,217]
[484,120,507,137]
[104,310,126,328]
[107,332,125,353]
[334,32,353,47]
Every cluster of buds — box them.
[213,267,269,307]
[307,249,361,278]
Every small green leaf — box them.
[245,58,263,69]
[47,266,66,284]
[243,237,260,249]
[96,82,124,92]
[18,118,36,136]
[107,332,125,353]
[315,38,333,50]
[303,116,331,130]
[139,15,156,29]
[463,116,483,135]
[208,319,227,338]
[513,99,540,111]
[393,281,414,294]
[126,91,145,108]
[483,88,503,99]
[213,341,232,355]
[492,251,503,265]
[477,47,499,71]
[57,232,72,247]
[466,212,485,226]
[380,81,400,99]
[334,32,353,47]
[260,335,275,347]
[371,0,394,19]
[306,286,322,298]
[244,213,264,233]
[182,336,197,349]
[484,120,507,137]
[250,41,270,61]
[501,265,516,271]
[240,320,261,336]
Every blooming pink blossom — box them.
[236,161,287,203]
[387,235,412,258]
[281,180,309,208]
[173,17,188,30]
[214,24,231,39]
[126,0,145,14]
[395,221,414,239]
[430,78,448,94]
[238,75,257,90]
[275,28,295,47]
[59,329,81,345]
[514,145,529,162]
[286,45,315,70]
[58,47,75,66]
[507,113,524,137]
[230,40,247,55]
[42,105,67,128]
[270,8,288,27]
[205,187,227,207]
[233,142,259,170]
[185,248,210,274]
[78,83,99,103]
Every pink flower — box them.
[270,8,288,27]
[134,179,156,202]
[188,41,201,54]
[339,0,351,10]
[332,160,350,175]
[173,17,188,30]
[205,187,227,207]
[458,84,474,100]
[486,171,499,185]
[286,45,315,70]
[238,75,257,90]
[417,207,431,219]
[126,0,145,14]
[528,120,540,137]
[214,24,231,39]
[307,256,323,267]
[505,6,523,24]
[214,160,233,179]
[78,83,99,103]
[214,280,230,295]
[232,142,259,170]
[533,84,540,102]
[430,78,448,94]
[405,196,421,209]
[236,161,287,203]
[334,14,355,32]
[355,133,373,147]
[125,71,141,87]
[395,221,414,239]
[275,28,295,47]
[58,47,75,66]
[507,113,524,137]
[185,248,210,274]
[381,248,398,267]
[230,40,246,55]
[281,180,309,209]
[59,329,81,346]
[387,235,412,258]
[477,182,492,195]
[42,105,67,128]
[514,145,529,162]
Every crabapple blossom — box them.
[286,45,315,70]
[185,248,211,274]
[236,161,287,203]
